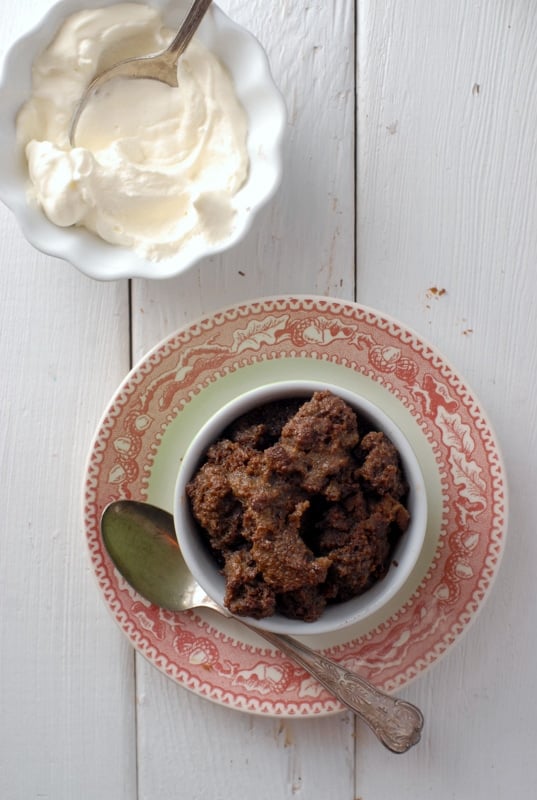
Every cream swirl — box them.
[16,3,249,261]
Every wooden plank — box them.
[0,207,136,797]
[132,0,358,796]
[0,4,139,796]
[136,668,354,799]
[356,0,537,796]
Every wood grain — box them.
[0,212,135,797]
[356,1,537,796]
[132,1,358,797]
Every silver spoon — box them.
[69,0,213,143]
[101,500,424,753]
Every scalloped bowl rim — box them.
[0,0,286,280]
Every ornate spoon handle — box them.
[247,625,424,753]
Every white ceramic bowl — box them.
[0,0,286,280]
[174,380,428,636]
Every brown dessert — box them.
[186,391,410,622]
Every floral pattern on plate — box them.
[84,296,507,716]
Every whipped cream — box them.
[16,3,249,261]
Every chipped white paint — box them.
[0,0,536,797]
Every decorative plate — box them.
[83,296,507,716]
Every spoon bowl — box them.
[69,0,213,143]
[101,501,213,612]
[101,499,424,753]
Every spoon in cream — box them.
[101,499,424,753]
[69,0,213,143]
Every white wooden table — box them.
[1,1,535,797]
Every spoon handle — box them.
[248,627,424,753]
[167,0,214,59]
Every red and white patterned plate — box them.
[83,296,507,716]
